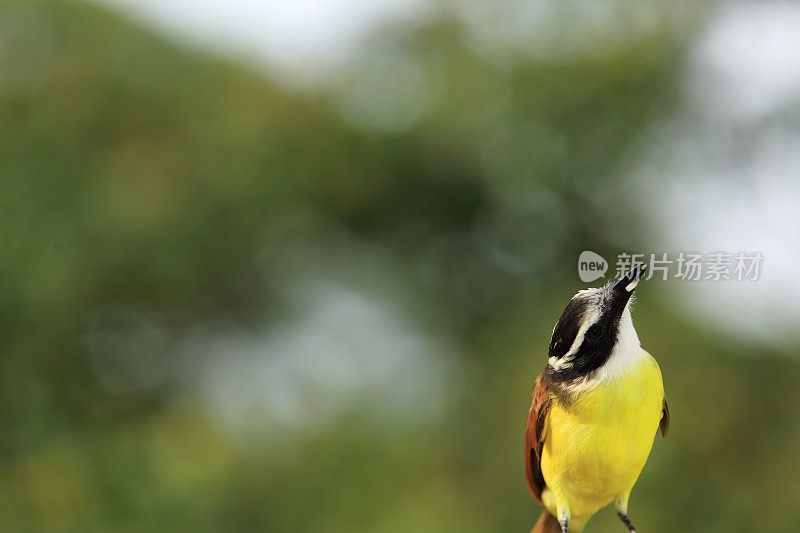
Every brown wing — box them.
[659,397,670,437]
[524,373,551,503]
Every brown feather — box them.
[524,372,551,503]
[659,397,670,437]
[531,509,561,533]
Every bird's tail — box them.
[531,509,561,533]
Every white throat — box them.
[596,305,643,382]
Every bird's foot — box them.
[617,511,637,532]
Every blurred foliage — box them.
[1,1,799,532]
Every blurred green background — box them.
[2,0,799,531]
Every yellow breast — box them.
[540,351,664,523]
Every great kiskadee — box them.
[525,265,669,533]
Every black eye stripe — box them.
[585,323,603,340]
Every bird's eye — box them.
[585,324,603,340]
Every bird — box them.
[525,264,669,533]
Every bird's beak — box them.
[610,264,647,313]
[614,264,647,295]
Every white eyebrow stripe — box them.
[563,307,600,358]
